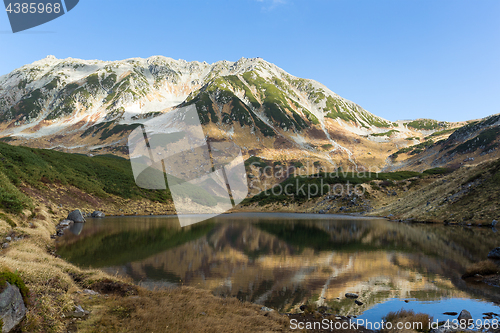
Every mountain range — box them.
[0,56,499,174]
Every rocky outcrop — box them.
[91,211,105,218]
[457,309,472,321]
[67,210,86,223]
[0,282,26,332]
[487,248,500,259]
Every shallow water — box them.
[56,213,500,320]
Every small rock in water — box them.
[457,309,472,321]
[492,220,498,227]
[91,211,105,218]
[354,300,363,306]
[483,312,499,317]
[345,293,358,299]
[443,312,458,316]
[404,300,410,303]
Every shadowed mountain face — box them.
[4,56,495,172]
[387,114,500,172]
[56,214,500,314]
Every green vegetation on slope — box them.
[241,72,309,132]
[371,130,400,137]
[405,119,448,131]
[448,127,499,155]
[81,122,140,140]
[391,140,436,158]
[187,78,277,136]
[447,115,499,143]
[0,171,32,214]
[245,156,268,169]
[290,78,392,127]
[324,96,357,124]
[3,88,45,121]
[425,128,456,139]
[242,167,444,206]
[0,269,29,305]
[0,142,171,214]
[184,92,219,125]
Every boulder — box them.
[493,220,498,227]
[0,282,26,332]
[345,293,359,299]
[457,309,472,321]
[355,300,364,306]
[67,210,86,223]
[91,211,105,218]
[487,248,500,259]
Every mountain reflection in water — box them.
[56,213,500,316]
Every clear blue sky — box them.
[1,0,499,122]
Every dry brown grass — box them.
[462,260,500,279]
[0,209,113,332]
[382,309,433,333]
[77,287,292,333]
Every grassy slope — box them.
[240,156,500,224]
[374,158,500,223]
[0,142,171,216]
[242,166,442,206]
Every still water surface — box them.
[56,213,500,321]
